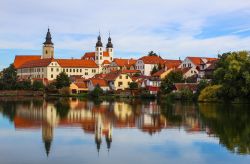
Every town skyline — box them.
[1,0,250,70]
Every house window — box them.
[51,68,53,72]
[119,76,122,79]
[70,69,72,72]
[85,72,88,75]
[66,69,68,72]
[126,75,128,79]
[63,69,65,72]
[118,82,123,86]
[51,74,53,78]
[73,69,75,72]
[76,69,78,72]
[80,69,82,72]
[96,56,98,60]
[92,69,96,73]
[57,68,59,72]
[100,56,102,60]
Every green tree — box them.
[213,51,250,101]
[32,80,45,91]
[160,70,184,94]
[55,72,71,89]
[0,64,17,90]
[90,84,104,97]
[151,65,158,75]
[148,51,158,56]
[198,85,222,102]
[16,80,32,90]
[129,82,138,89]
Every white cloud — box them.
[0,0,250,62]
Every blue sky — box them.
[1,0,250,70]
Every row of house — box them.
[13,29,219,95]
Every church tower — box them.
[42,28,54,59]
[95,33,104,66]
[106,33,113,62]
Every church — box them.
[14,28,114,81]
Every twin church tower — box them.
[41,28,114,66]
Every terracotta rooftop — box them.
[82,52,95,59]
[82,51,110,59]
[187,57,218,66]
[121,70,140,74]
[19,58,53,68]
[74,82,88,88]
[113,58,137,67]
[139,56,164,64]
[56,59,98,68]
[102,60,111,65]
[164,59,182,69]
[89,78,109,87]
[14,55,41,69]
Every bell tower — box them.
[42,28,54,59]
[106,33,113,62]
[95,33,104,66]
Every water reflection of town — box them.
[0,99,206,156]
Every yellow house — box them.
[104,71,133,90]
[152,68,173,79]
[70,82,88,94]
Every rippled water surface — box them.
[0,98,249,164]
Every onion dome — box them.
[106,35,113,48]
[96,34,103,47]
[43,28,54,45]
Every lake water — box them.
[0,98,249,164]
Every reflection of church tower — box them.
[42,125,53,157]
[95,114,102,154]
[105,124,112,151]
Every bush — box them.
[198,85,222,102]
[59,87,70,96]
[46,82,58,93]
[16,80,32,90]
[129,82,138,90]
[32,81,45,91]
[89,85,104,98]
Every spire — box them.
[106,32,113,48]
[43,28,54,45]
[44,140,52,157]
[96,32,103,47]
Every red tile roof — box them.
[139,56,164,64]
[187,57,218,66]
[152,69,166,77]
[90,78,108,87]
[19,58,53,68]
[102,60,111,65]
[103,52,110,57]
[18,58,98,68]
[74,82,88,88]
[164,60,182,69]
[104,71,121,81]
[82,52,95,59]
[14,55,41,68]
[113,58,137,67]
[56,59,98,68]
[121,70,140,74]
[174,67,193,74]
[82,51,110,59]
